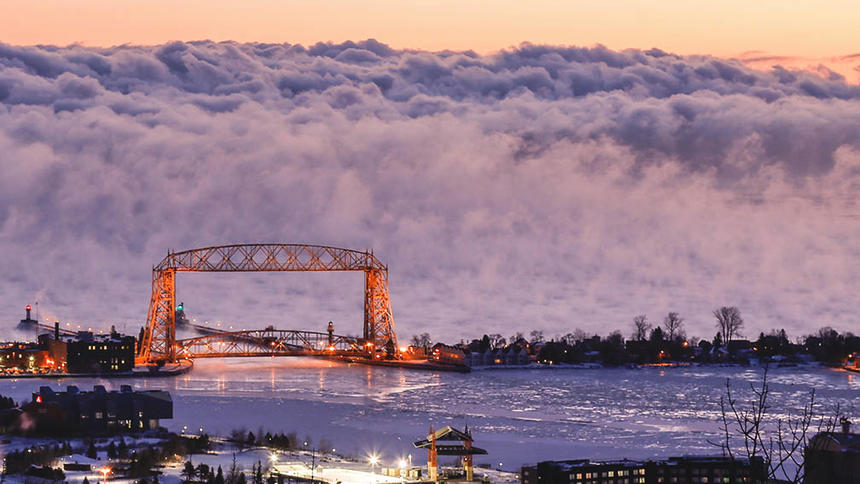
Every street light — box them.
[99,467,111,484]
[368,454,379,474]
[398,459,407,482]
[303,442,317,482]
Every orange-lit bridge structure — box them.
[137,244,398,366]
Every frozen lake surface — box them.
[0,359,856,470]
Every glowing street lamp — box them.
[368,454,379,474]
[99,467,111,484]
[398,459,407,482]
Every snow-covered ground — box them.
[1,435,520,484]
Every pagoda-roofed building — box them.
[414,425,487,481]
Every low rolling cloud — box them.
[1,40,858,342]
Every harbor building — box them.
[64,331,135,373]
[521,455,766,484]
[2,315,136,374]
[803,419,859,484]
[23,385,172,434]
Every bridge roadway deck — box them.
[174,324,365,359]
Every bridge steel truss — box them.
[176,328,362,359]
[137,244,398,364]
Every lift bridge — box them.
[137,244,398,366]
[175,325,363,359]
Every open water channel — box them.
[0,359,856,471]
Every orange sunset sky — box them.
[2,0,858,78]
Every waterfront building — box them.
[64,331,135,373]
[2,322,135,374]
[429,343,467,366]
[23,384,172,434]
[521,455,766,484]
[803,419,859,484]
[653,456,765,484]
[504,346,529,365]
[466,348,530,367]
[0,342,51,372]
[521,459,647,484]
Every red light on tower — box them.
[26,305,31,311]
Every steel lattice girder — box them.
[174,329,361,358]
[155,244,387,273]
[138,244,398,364]
[365,269,397,350]
[137,269,175,364]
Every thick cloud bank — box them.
[1,40,858,341]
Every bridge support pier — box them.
[138,268,176,365]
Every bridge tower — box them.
[136,244,398,365]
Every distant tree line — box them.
[425,306,859,366]
[182,461,226,484]
[3,443,73,474]
[0,394,15,409]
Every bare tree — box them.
[529,330,545,344]
[561,329,589,346]
[663,312,684,341]
[226,453,242,484]
[710,367,846,483]
[509,332,525,345]
[714,306,744,346]
[410,333,431,350]
[632,315,651,341]
[487,333,505,349]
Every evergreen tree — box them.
[86,442,97,460]
[183,461,196,481]
[107,441,118,459]
[196,464,210,481]
[83,477,90,484]
[214,465,225,484]
[254,461,263,484]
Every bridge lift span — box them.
[137,244,398,365]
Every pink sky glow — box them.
[2,0,859,82]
